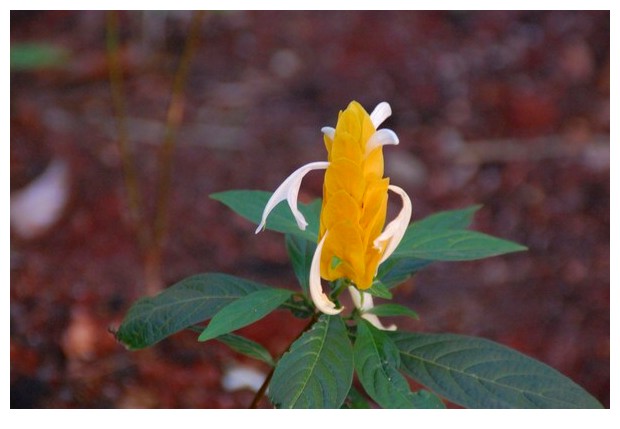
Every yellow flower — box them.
[256,101,411,328]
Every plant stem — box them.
[249,314,319,408]
[106,11,149,252]
[148,10,205,295]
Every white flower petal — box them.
[255,161,329,234]
[347,287,396,331]
[321,126,335,140]
[366,128,399,155]
[310,233,343,315]
[361,313,397,331]
[374,185,412,263]
[369,102,392,129]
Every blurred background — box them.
[10,10,609,408]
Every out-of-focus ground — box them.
[10,11,609,408]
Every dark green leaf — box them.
[269,315,354,408]
[366,304,419,320]
[210,190,321,241]
[391,331,604,409]
[116,273,267,350]
[198,288,294,342]
[374,205,484,288]
[413,205,482,230]
[366,281,393,299]
[354,320,445,409]
[393,228,527,261]
[341,385,371,409]
[217,333,274,366]
[285,234,316,296]
[376,257,431,289]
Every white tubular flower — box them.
[369,101,392,128]
[321,126,336,140]
[255,161,329,234]
[348,286,396,331]
[366,128,399,155]
[310,233,343,315]
[374,185,413,264]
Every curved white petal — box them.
[310,233,343,315]
[369,102,392,129]
[321,126,335,140]
[348,287,396,331]
[366,129,399,155]
[255,161,329,234]
[374,185,412,263]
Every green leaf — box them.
[366,281,393,299]
[198,288,294,342]
[116,273,267,350]
[366,304,419,320]
[269,315,354,408]
[413,205,482,230]
[11,42,68,71]
[211,190,321,241]
[393,228,527,261]
[391,332,604,409]
[354,320,445,409]
[341,386,371,409]
[285,234,316,296]
[217,333,274,366]
[374,205,484,289]
[376,257,431,289]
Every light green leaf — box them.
[354,320,445,409]
[391,332,604,409]
[210,190,321,241]
[413,205,482,230]
[285,233,316,296]
[198,288,294,342]
[217,333,274,366]
[269,315,353,408]
[393,228,527,261]
[366,304,419,320]
[116,273,267,350]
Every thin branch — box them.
[144,10,206,295]
[106,10,149,251]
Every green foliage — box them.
[341,386,371,409]
[116,273,267,349]
[391,331,604,409]
[413,204,482,230]
[393,228,527,261]
[366,280,393,299]
[376,257,431,289]
[211,190,321,241]
[10,42,69,70]
[115,189,602,409]
[285,233,316,296]
[365,303,419,320]
[353,320,445,409]
[216,333,274,366]
[268,315,354,408]
[198,288,293,341]
[374,205,490,287]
